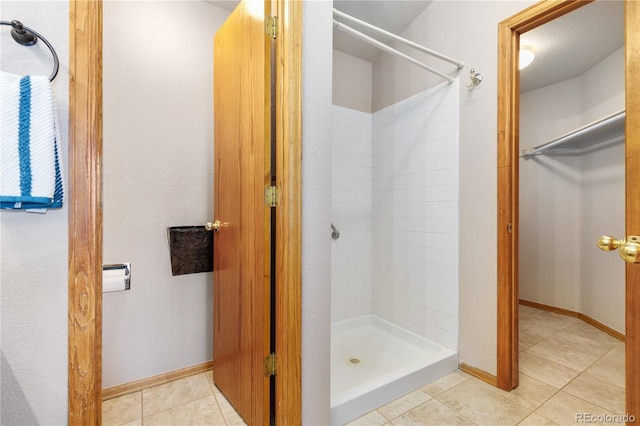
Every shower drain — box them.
[347,356,362,366]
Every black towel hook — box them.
[1,20,59,82]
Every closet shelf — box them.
[521,110,625,157]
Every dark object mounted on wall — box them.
[1,20,60,81]
[168,226,213,276]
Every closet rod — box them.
[333,8,464,69]
[333,20,455,84]
[521,110,625,157]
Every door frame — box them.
[496,0,640,416]
[67,1,302,423]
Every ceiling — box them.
[332,0,432,62]
[520,0,624,93]
[206,0,624,93]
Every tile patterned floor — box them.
[103,306,625,425]
[102,371,246,426]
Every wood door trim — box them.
[274,1,303,424]
[68,0,303,422]
[496,0,592,392]
[68,0,103,423]
[625,1,640,417]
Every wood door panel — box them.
[626,1,640,417]
[213,1,270,424]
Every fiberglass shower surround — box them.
[330,80,460,426]
[331,80,459,348]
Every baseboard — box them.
[519,299,579,318]
[578,312,625,342]
[519,299,625,342]
[102,360,214,401]
[459,362,497,386]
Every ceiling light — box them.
[519,46,535,70]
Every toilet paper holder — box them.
[103,263,131,291]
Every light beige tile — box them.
[519,320,558,352]
[518,305,539,318]
[205,370,215,387]
[562,322,621,350]
[500,374,558,410]
[214,388,247,425]
[142,373,213,416]
[563,372,625,414]
[121,421,142,426]
[143,395,226,425]
[102,392,141,426]
[421,370,472,396]
[519,352,581,389]
[523,309,579,331]
[586,343,625,388]
[517,412,558,425]
[525,334,602,371]
[535,391,615,425]
[377,390,431,420]
[391,399,475,426]
[346,410,388,426]
[436,378,530,426]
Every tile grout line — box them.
[522,307,625,418]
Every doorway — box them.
[67,1,302,423]
[496,0,640,418]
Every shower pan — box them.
[330,80,460,424]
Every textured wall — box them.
[302,1,332,423]
[333,50,373,113]
[102,1,230,388]
[520,47,625,332]
[0,1,69,424]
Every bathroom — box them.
[0,0,636,424]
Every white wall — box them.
[331,106,372,323]
[579,47,625,331]
[1,1,69,424]
[520,47,625,332]
[333,49,372,113]
[372,0,536,375]
[519,78,583,311]
[371,82,459,349]
[102,1,230,388]
[302,1,332,423]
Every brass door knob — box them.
[205,220,221,232]
[596,235,625,251]
[597,235,640,263]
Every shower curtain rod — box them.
[333,19,456,84]
[333,9,464,69]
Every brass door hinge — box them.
[264,353,277,377]
[266,16,278,39]
[265,185,279,207]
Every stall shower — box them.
[330,80,460,424]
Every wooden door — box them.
[625,1,640,417]
[212,1,272,424]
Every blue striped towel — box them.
[1,71,64,211]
